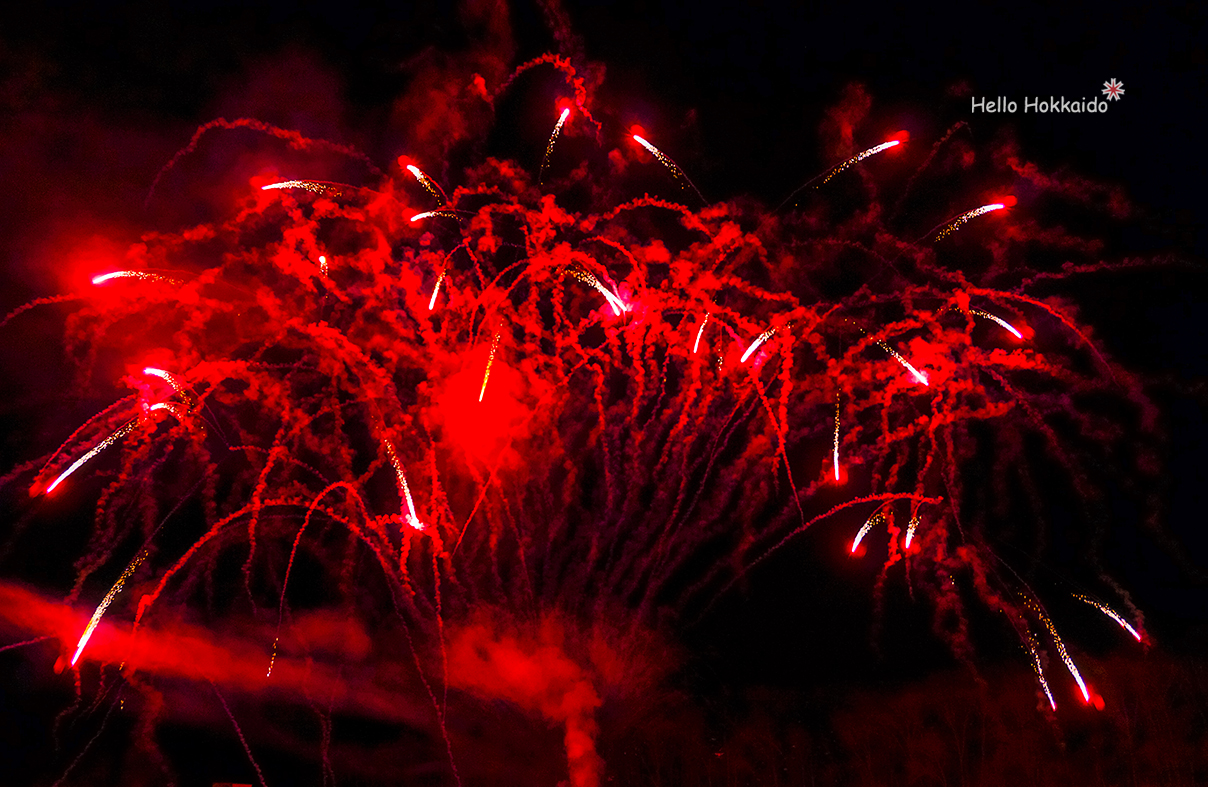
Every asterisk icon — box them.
[1102,78,1125,100]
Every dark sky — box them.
[1,0,1206,784]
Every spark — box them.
[631,133,705,202]
[92,271,175,286]
[970,309,1023,339]
[935,197,1014,240]
[904,515,920,548]
[260,180,350,197]
[410,210,459,223]
[852,513,884,553]
[71,548,148,666]
[429,267,447,311]
[147,402,186,422]
[1026,633,1058,711]
[1035,608,1091,703]
[44,419,137,495]
[405,164,448,206]
[693,314,709,354]
[143,367,186,395]
[741,327,776,363]
[480,330,501,403]
[821,139,903,185]
[567,266,626,316]
[832,393,841,481]
[384,439,424,531]
[878,341,929,385]
[539,107,571,185]
[1076,595,1143,642]
[318,255,328,276]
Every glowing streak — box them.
[384,440,424,531]
[405,164,448,206]
[70,549,148,666]
[879,341,929,385]
[935,203,1007,240]
[821,139,902,184]
[631,134,705,202]
[410,210,459,223]
[44,420,137,495]
[1027,634,1058,711]
[143,367,185,394]
[832,393,841,481]
[567,267,625,316]
[539,108,571,185]
[693,315,709,354]
[741,327,776,363]
[904,516,920,548]
[429,267,446,311]
[851,514,883,553]
[148,402,186,421]
[1076,595,1143,642]
[1037,611,1091,703]
[318,255,328,276]
[260,180,349,196]
[479,331,501,403]
[92,271,174,285]
[970,309,1023,339]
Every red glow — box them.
[1000,194,1018,207]
[1091,692,1106,711]
[889,129,910,144]
[433,345,529,460]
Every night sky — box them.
[1,1,1206,785]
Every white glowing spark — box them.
[429,267,447,311]
[832,394,841,482]
[45,420,137,495]
[852,514,883,553]
[143,367,185,394]
[318,255,328,275]
[410,210,458,223]
[405,164,447,205]
[936,203,1007,239]
[970,309,1023,339]
[539,108,572,184]
[879,342,929,385]
[71,549,148,666]
[631,133,705,202]
[567,267,625,316]
[480,330,501,403]
[383,439,424,531]
[92,271,174,285]
[1076,595,1143,642]
[904,515,920,548]
[821,139,901,184]
[1027,635,1058,711]
[741,327,776,363]
[693,315,709,354]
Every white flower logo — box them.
[1102,78,1125,100]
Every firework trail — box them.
[42,419,138,495]
[261,180,355,197]
[92,271,179,286]
[832,393,841,482]
[405,163,449,206]
[479,329,502,403]
[539,107,572,185]
[693,314,709,354]
[1076,594,1143,642]
[933,197,1016,240]
[631,132,706,203]
[903,515,920,549]
[741,326,777,363]
[777,133,907,209]
[1026,632,1058,711]
[411,210,460,223]
[71,549,148,666]
[384,439,424,531]
[878,341,929,385]
[970,309,1023,339]
[852,513,884,553]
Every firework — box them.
[1026,632,1058,711]
[851,513,884,554]
[740,326,777,363]
[832,393,841,482]
[631,131,705,202]
[479,329,501,403]
[410,210,460,222]
[933,196,1016,240]
[970,309,1024,339]
[92,271,178,286]
[71,549,148,666]
[261,180,352,197]
[693,314,709,354]
[1076,594,1143,642]
[820,136,905,185]
[42,419,138,495]
[539,107,572,185]
[878,341,929,385]
[405,163,449,206]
